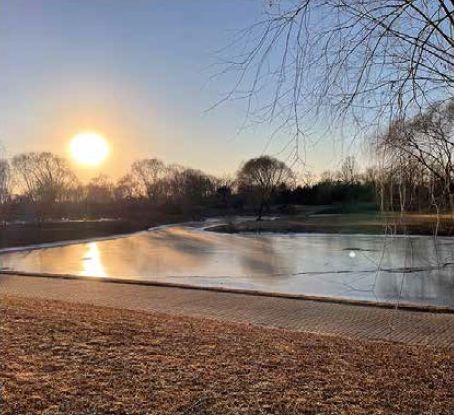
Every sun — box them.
[70,132,109,166]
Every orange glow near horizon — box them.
[70,131,109,166]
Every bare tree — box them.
[114,174,141,201]
[167,166,217,208]
[86,174,114,205]
[214,175,236,209]
[0,159,11,205]
[12,152,77,220]
[379,100,454,214]
[121,160,218,213]
[238,155,294,219]
[339,156,359,184]
[0,159,11,224]
[219,1,454,155]
[319,170,336,184]
[130,158,167,203]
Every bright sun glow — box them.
[70,132,109,166]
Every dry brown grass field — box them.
[1,295,453,415]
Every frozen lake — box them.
[1,222,454,308]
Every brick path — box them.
[1,274,452,347]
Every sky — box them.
[0,0,356,181]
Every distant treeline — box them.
[0,150,449,224]
[0,152,376,223]
[1,101,454,224]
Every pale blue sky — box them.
[0,0,350,180]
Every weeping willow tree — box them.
[377,100,454,215]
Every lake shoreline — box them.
[2,212,453,252]
[207,212,454,236]
[0,214,192,249]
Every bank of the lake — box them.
[3,212,452,251]
[1,295,452,415]
[0,214,191,249]
[0,220,143,249]
[208,212,454,236]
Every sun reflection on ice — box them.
[82,242,106,277]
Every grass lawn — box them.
[1,296,453,415]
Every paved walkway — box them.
[1,274,453,347]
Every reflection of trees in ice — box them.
[360,235,454,307]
